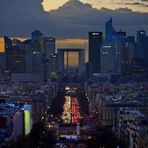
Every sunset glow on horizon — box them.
[0,38,4,52]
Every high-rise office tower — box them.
[101,42,115,73]
[89,32,103,73]
[136,30,146,60]
[113,34,125,73]
[31,30,43,42]
[101,18,125,73]
[85,62,93,80]
[44,37,55,60]
[31,30,44,53]
[22,39,32,53]
[4,36,12,49]
[49,53,58,79]
[101,36,125,73]
[32,52,44,74]
[122,36,135,74]
[6,46,26,73]
[0,53,6,78]
[105,17,116,40]
[136,30,148,70]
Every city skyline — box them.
[0,1,148,147]
[0,0,148,39]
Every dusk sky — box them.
[43,0,148,12]
[0,0,148,39]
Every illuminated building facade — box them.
[101,41,123,73]
[101,18,125,73]
[89,32,103,73]
[23,104,32,135]
[101,42,115,73]
[0,103,32,145]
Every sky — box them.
[0,0,148,39]
[43,0,148,12]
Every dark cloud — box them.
[0,0,47,36]
[0,0,148,38]
[116,2,148,7]
[0,0,44,16]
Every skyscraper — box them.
[101,42,115,73]
[31,30,43,42]
[31,30,43,53]
[0,53,6,78]
[85,62,93,80]
[105,17,116,40]
[89,32,103,73]
[44,37,55,60]
[49,53,58,79]
[121,36,135,74]
[136,30,148,70]
[101,18,125,73]
[6,46,26,73]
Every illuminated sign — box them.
[103,45,111,48]
[92,33,100,35]
[24,110,31,135]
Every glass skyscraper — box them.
[89,32,103,73]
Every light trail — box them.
[62,95,81,124]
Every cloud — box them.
[116,2,148,7]
[0,0,52,37]
[0,0,148,38]
[0,0,44,16]
[47,0,148,37]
